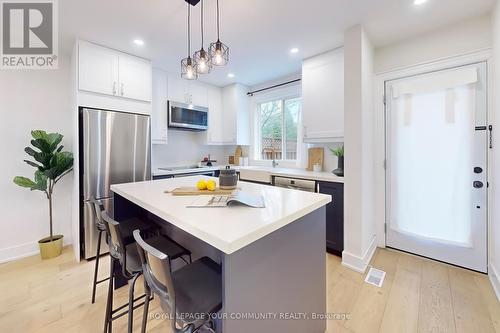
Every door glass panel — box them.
[389,82,476,246]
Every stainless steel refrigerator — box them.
[80,107,151,259]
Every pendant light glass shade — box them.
[181,3,198,80]
[181,56,197,80]
[209,40,229,66]
[193,0,211,74]
[209,0,229,66]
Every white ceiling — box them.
[60,0,495,87]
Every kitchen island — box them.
[111,176,331,333]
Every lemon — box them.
[196,180,207,190]
[206,179,217,191]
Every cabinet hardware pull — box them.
[489,125,493,149]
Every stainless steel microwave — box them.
[168,101,208,131]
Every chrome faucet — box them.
[271,149,279,168]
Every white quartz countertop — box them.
[111,176,331,254]
[152,165,344,183]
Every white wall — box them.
[152,131,235,168]
[375,14,492,74]
[489,2,500,301]
[0,56,73,262]
[342,25,377,272]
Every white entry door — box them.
[385,62,488,273]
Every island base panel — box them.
[222,207,326,333]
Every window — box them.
[257,97,301,161]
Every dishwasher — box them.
[274,176,317,192]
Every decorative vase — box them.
[332,156,344,177]
[38,235,63,259]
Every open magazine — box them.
[187,191,265,208]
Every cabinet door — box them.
[189,82,208,107]
[221,85,238,144]
[235,84,250,145]
[318,181,344,256]
[151,69,168,144]
[302,48,344,142]
[167,75,188,104]
[118,55,152,102]
[78,42,119,96]
[206,86,224,144]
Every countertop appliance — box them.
[219,166,238,190]
[80,107,151,259]
[168,101,208,131]
[274,176,316,192]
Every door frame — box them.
[373,50,492,258]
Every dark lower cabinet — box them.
[318,181,344,257]
[152,174,173,180]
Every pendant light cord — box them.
[187,3,191,55]
[216,0,220,40]
[201,0,204,47]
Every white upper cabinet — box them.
[78,41,152,103]
[167,75,188,104]
[302,48,344,142]
[78,42,119,96]
[118,56,152,102]
[167,75,208,107]
[220,83,250,145]
[151,69,168,144]
[206,86,224,144]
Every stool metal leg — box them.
[128,273,141,333]
[104,256,114,333]
[141,284,151,333]
[92,229,103,304]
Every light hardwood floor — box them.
[0,247,498,333]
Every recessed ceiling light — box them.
[227,73,235,78]
[413,0,428,5]
[290,48,299,54]
[133,39,145,46]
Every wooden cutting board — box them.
[307,147,324,171]
[234,146,242,166]
[165,187,238,196]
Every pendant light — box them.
[209,0,229,66]
[193,0,211,74]
[181,3,197,80]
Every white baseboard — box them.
[489,263,500,302]
[0,238,72,264]
[342,235,378,273]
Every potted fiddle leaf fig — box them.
[328,145,344,177]
[13,130,74,259]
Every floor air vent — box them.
[364,267,386,288]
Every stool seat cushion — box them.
[125,235,191,274]
[171,257,222,327]
[119,218,158,243]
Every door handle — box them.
[473,181,484,189]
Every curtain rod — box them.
[247,78,301,97]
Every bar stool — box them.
[133,230,222,333]
[90,198,163,304]
[101,212,192,333]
